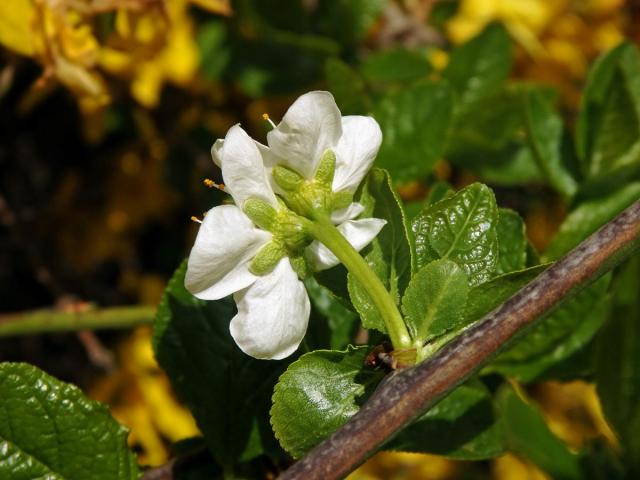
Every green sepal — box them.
[314,149,336,186]
[276,212,313,252]
[331,190,354,211]
[243,198,278,231]
[273,165,304,192]
[249,242,286,275]
[289,255,311,279]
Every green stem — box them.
[307,217,412,349]
[0,306,155,337]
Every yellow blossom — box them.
[446,0,628,110]
[0,0,232,109]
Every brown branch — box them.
[280,200,640,480]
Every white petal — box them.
[307,218,387,271]
[332,116,382,193]
[185,205,271,300]
[267,91,342,179]
[211,138,224,168]
[330,202,365,224]
[230,258,310,360]
[220,125,278,208]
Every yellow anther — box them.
[262,112,277,129]
[190,216,202,224]
[203,178,225,191]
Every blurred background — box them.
[0,0,637,477]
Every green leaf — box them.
[315,0,386,49]
[595,255,640,473]
[389,381,504,460]
[401,259,469,342]
[470,144,545,187]
[496,208,527,275]
[325,57,368,114]
[270,347,384,458]
[523,88,578,197]
[305,277,359,350]
[497,386,582,479]
[464,265,548,325]
[486,275,611,382]
[544,182,640,261]
[446,87,524,162]
[272,349,504,461]
[153,261,289,465]
[348,169,414,333]
[315,264,351,306]
[374,82,454,182]
[576,42,640,178]
[361,48,432,85]
[404,182,454,222]
[425,181,454,207]
[445,84,554,187]
[576,42,628,161]
[575,162,640,201]
[197,21,229,81]
[443,23,511,109]
[0,362,139,480]
[412,182,499,286]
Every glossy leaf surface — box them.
[270,348,382,459]
[412,183,498,286]
[402,258,469,342]
[0,363,139,480]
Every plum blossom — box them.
[185,91,386,360]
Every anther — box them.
[262,113,277,129]
[203,178,225,191]
[190,216,202,224]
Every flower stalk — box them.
[307,216,412,350]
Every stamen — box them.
[190,216,202,224]
[262,113,277,129]
[203,178,225,191]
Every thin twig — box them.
[0,306,156,337]
[280,200,640,480]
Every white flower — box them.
[185,91,386,360]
